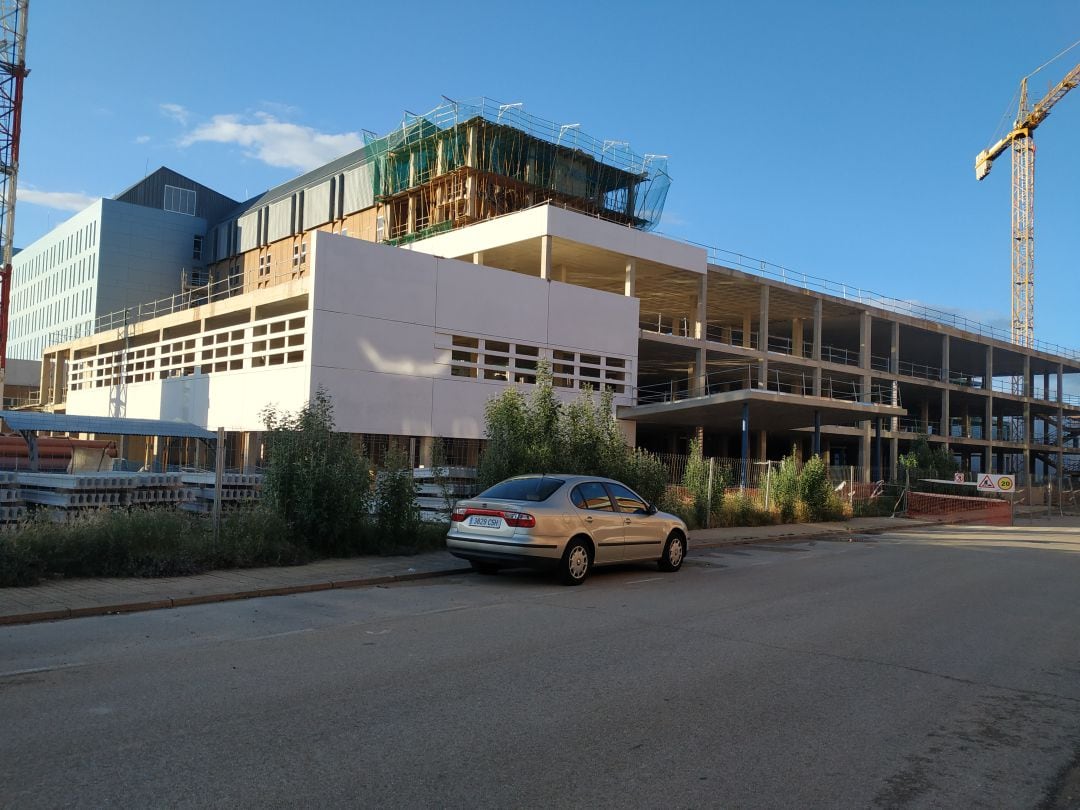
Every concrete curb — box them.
[0,566,473,627]
[0,520,939,628]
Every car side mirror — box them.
[646,503,658,515]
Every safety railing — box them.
[633,365,897,407]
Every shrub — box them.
[798,455,835,521]
[772,450,800,522]
[619,448,669,508]
[261,389,372,556]
[373,446,422,553]
[681,438,726,529]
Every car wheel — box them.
[560,538,592,586]
[659,533,686,572]
[470,560,499,575]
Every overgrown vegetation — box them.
[2,390,436,587]
[478,360,668,505]
[899,434,959,480]
[0,507,305,587]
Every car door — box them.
[605,482,665,562]
[569,481,624,564]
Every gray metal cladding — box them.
[268,198,294,242]
[237,211,260,252]
[303,181,332,229]
[344,163,375,214]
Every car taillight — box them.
[501,511,535,528]
[450,508,467,523]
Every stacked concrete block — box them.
[179,472,263,513]
[0,472,25,525]
[413,467,478,523]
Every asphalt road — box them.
[3,522,1080,809]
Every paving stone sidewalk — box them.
[0,517,931,626]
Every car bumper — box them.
[445,531,563,569]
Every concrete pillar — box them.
[694,347,707,395]
[890,321,900,374]
[419,436,434,469]
[792,318,804,358]
[874,418,883,481]
[921,400,931,434]
[889,436,899,481]
[861,422,872,482]
[695,275,707,340]
[539,235,551,281]
[759,285,770,352]
[242,432,263,472]
[1023,354,1031,397]
[740,402,750,487]
[813,410,821,457]
[941,388,950,442]
[472,251,484,265]
[812,298,823,361]
[941,334,950,382]
[859,311,872,370]
[624,259,636,297]
[758,286,769,387]
[52,353,65,407]
[742,314,753,349]
[1057,363,1064,404]
[757,430,767,461]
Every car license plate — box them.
[468,515,502,529]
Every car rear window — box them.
[478,477,565,502]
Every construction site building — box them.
[18,100,1080,494]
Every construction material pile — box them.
[179,472,263,513]
[414,467,478,523]
[0,472,24,525]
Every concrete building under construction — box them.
[19,99,1080,491]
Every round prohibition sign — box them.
[997,476,1014,491]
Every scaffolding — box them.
[362,99,670,243]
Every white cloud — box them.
[134,134,150,144]
[179,112,364,172]
[19,187,96,212]
[160,103,189,126]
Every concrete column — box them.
[812,298,823,361]
[695,275,707,340]
[890,321,900,374]
[941,389,950,442]
[889,436,899,481]
[861,422,872,483]
[624,259,636,297]
[419,437,434,469]
[874,418,883,481]
[758,286,769,388]
[740,402,750,488]
[743,314,753,349]
[941,334,950,382]
[759,285,770,352]
[792,318,804,358]
[813,367,822,398]
[694,347,707,395]
[921,400,931,434]
[539,235,552,281]
[1057,403,1065,499]
[52,353,65,407]
[472,251,484,265]
[1057,363,1064,404]
[859,311,872,370]
[813,410,821,457]
[757,430,767,461]
[242,431,263,472]
[1023,399,1031,482]
[1023,354,1031,397]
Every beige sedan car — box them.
[446,474,688,585]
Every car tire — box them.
[560,538,592,586]
[659,532,686,572]
[470,560,499,575]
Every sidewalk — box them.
[0,516,928,627]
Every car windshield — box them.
[478,477,565,502]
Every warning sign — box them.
[977,474,1015,492]
[953,472,965,484]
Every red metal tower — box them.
[0,0,28,372]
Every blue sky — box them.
[17,0,1080,349]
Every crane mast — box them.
[975,63,1080,348]
[0,0,27,375]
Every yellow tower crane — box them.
[975,58,1080,348]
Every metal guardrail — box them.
[633,365,897,407]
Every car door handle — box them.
[583,515,593,523]
[623,518,632,524]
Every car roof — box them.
[505,474,622,485]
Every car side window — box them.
[605,482,649,514]
[571,482,615,512]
